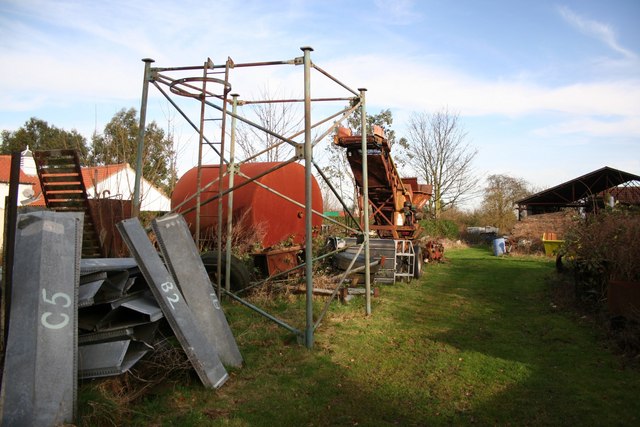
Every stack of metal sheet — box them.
[1,212,242,425]
[76,213,244,385]
[117,217,231,389]
[77,258,161,379]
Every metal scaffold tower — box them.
[134,47,373,348]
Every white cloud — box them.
[323,54,640,119]
[2,0,639,167]
[558,5,637,60]
[533,116,640,138]
[0,0,295,113]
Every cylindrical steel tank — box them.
[171,162,323,249]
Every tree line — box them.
[320,106,533,233]
[1,106,533,233]
[0,108,176,195]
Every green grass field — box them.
[79,246,640,426]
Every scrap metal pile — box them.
[1,211,241,426]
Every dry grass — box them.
[440,238,468,250]
[77,334,194,426]
[197,210,267,257]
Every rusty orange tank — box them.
[171,162,323,249]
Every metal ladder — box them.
[193,58,232,249]
[394,239,415,282]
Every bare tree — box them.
[480,174,532,232]
[235,86,302,162]
[407,108,478,218]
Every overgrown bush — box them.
[197,210,267,259]
[419,219,459,240]
[560,207,640,306]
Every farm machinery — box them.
[333,125,433,283]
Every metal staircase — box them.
[33,149,104,258]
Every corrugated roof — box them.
[517,166,640,207]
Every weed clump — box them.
[555,206,640,359]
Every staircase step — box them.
[33,149,104,258]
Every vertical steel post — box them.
[359,88,372,316]
[133,58,154,217]
[195,62,208,249]
[225,94,239,293]
[302,46,314,348]
[216,61,231,300]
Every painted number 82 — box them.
[160,281,180,310]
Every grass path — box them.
[81,247,640,426]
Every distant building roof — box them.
[598,186,640,205]
[1,156,168,210]
[0,155,40,185]
[81,164,129,189]
[517,166,640,209]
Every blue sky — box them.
[1,0,638,204]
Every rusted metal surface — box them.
[169,76,231,99]
[88,198,131,258]
[423,240,445,262]
[171,162,323,249]
[335,127,432,240]
[401,177,432,210]
[253,246,302,277]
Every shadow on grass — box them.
[105,308,439,426]
[79,247,640,426]
[422,247,640,425]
